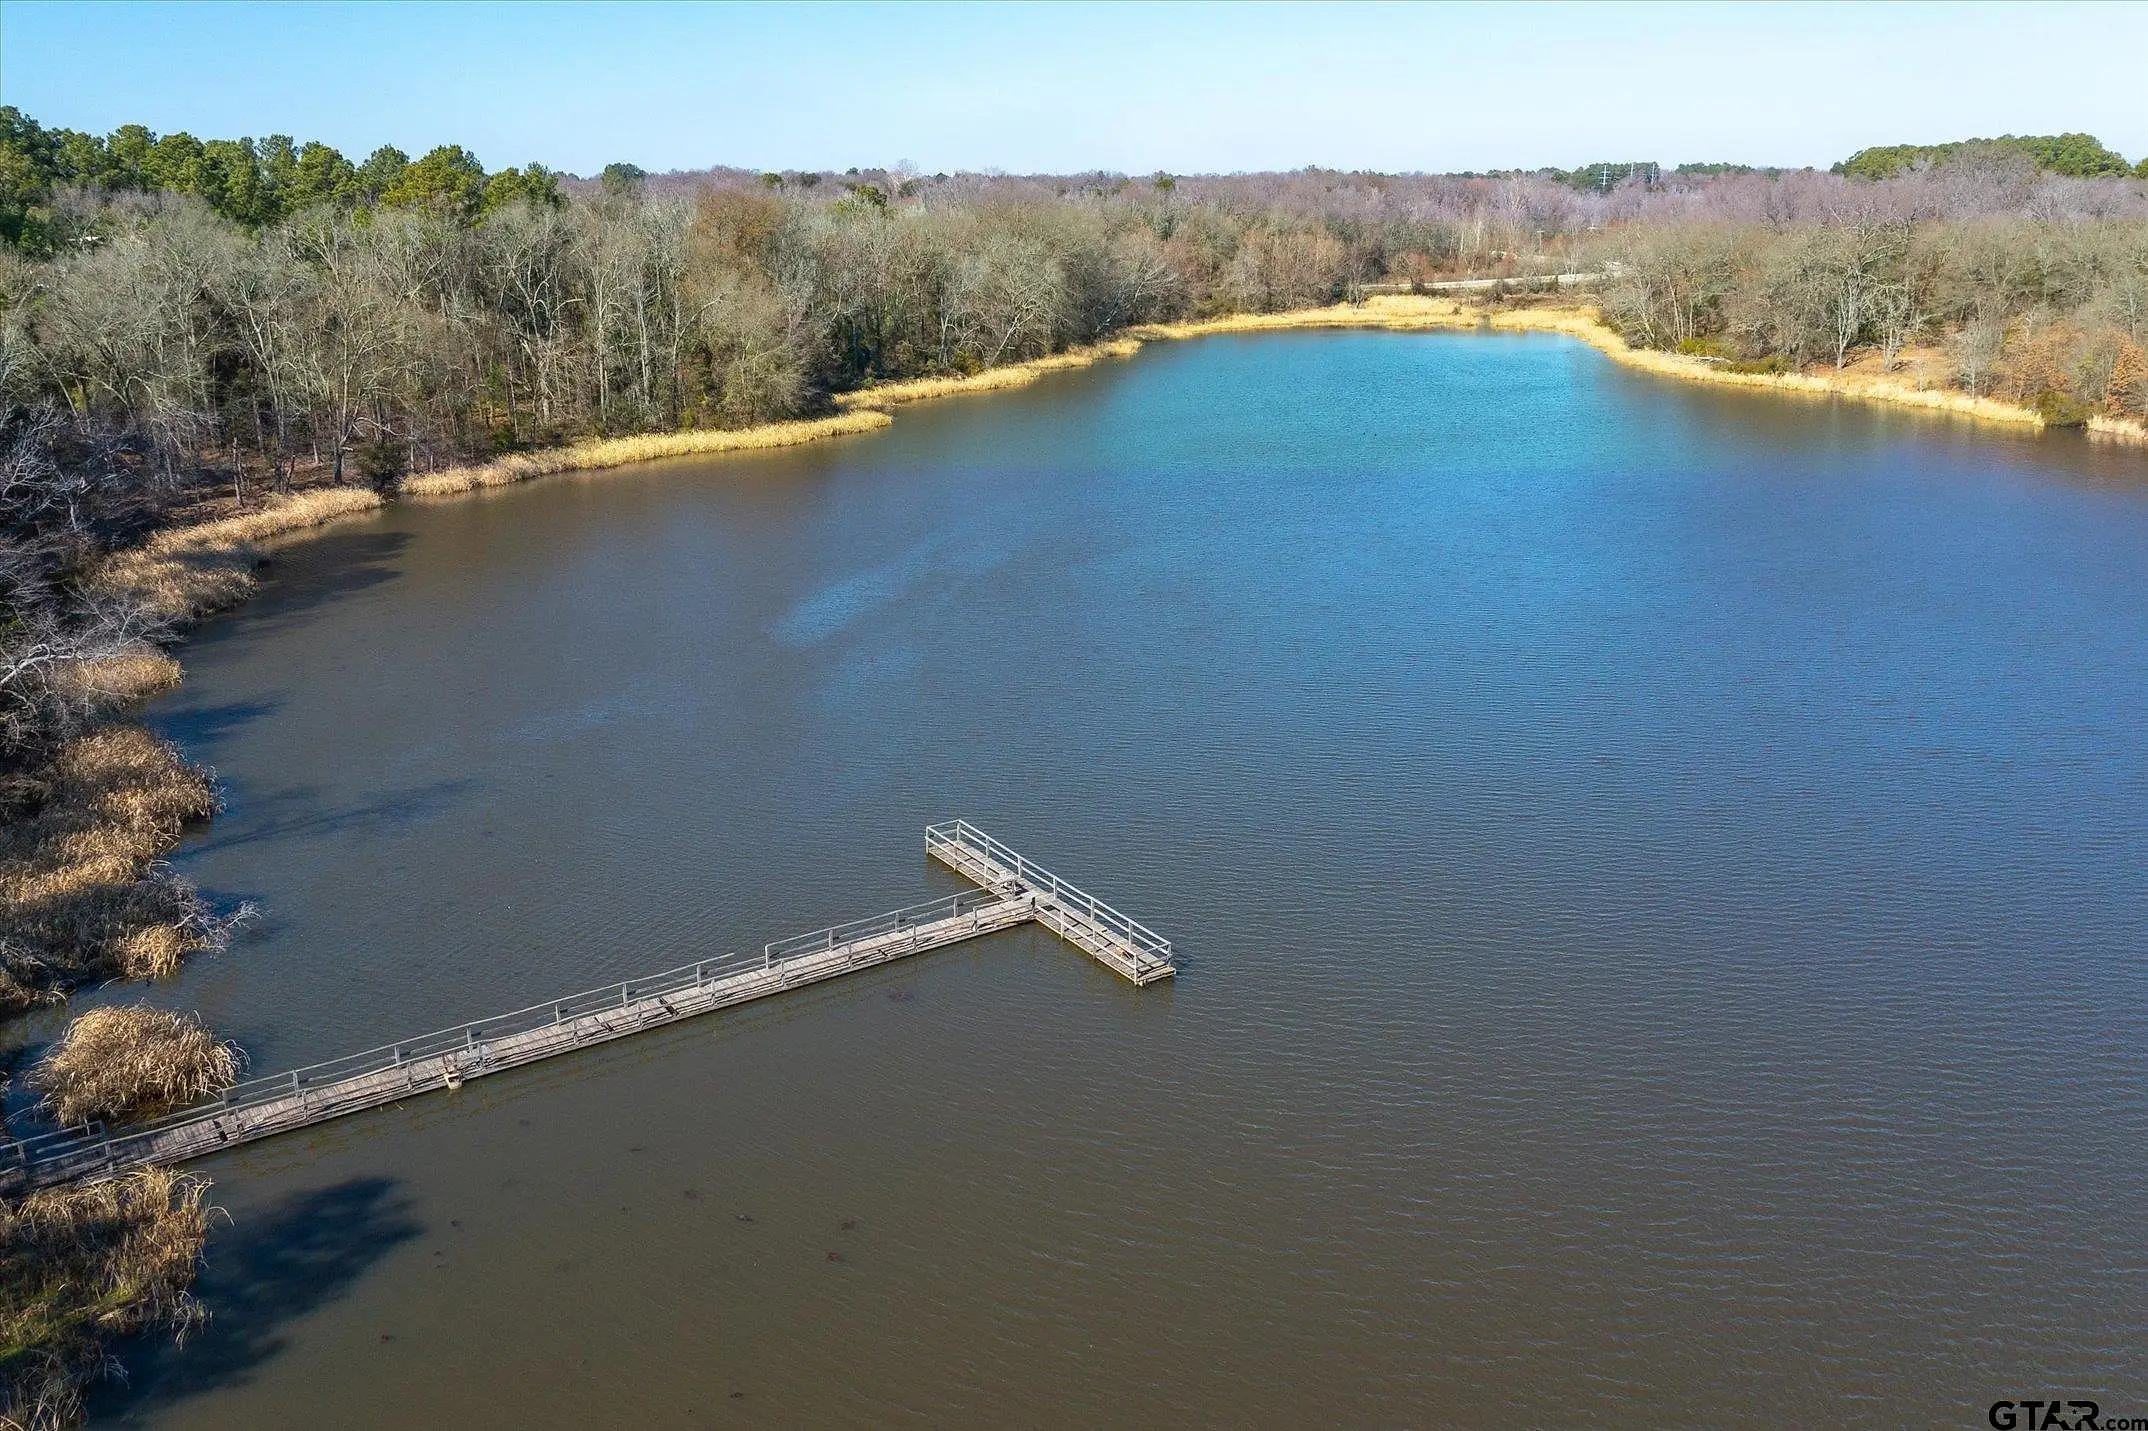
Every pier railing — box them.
[2,945,778,1179]
[763,886,1016,965]
[926,820,1173,972]
[5,898,1027,1184]
[5,822,1172,1188]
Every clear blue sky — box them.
[3,1,2144,176]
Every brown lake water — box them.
[40,331,2148,1427]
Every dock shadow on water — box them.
[88,1177,420,1424]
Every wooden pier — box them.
[925,820,1175,985]
[3,822,1171,1192]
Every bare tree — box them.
[1949,316,2006,395]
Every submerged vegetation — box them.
[0,103,2143,1424]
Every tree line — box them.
[2,108,2146,777]
[1,107,563,245]
[0,107,2143,1431]
[1591,210,2148,421]
[1836,133,2146,182]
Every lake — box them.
[64,329,2148,1426]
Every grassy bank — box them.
[0,726,222,1017]
[1,489,382,1012]
[1,1169,211,1431]
[1135,295,2141,438]
[832,340,1144,409]
[94,487,388,624]
[402,412,893,498]
[1482,303,2054,430]
[2089,414,2148,445]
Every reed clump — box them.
[2088,413,2148,445]
[93,487,386,622]
[32,1007,242,1126]
[0,727,223,1015]
[401,412,894,498]
[833,340,1144,409]
[43,652,183,713]
[1,1168,212,1431]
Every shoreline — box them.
[7,287,2142,1420]
[25,291,2148,1016]
[23,290,2143,1020]
[831,339,1145,409]
[126,296,2146,579]
[1133,296,2145,438]
[400,411,893,499]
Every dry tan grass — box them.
[33,1006,241,1126]
[11,490,380,1013]
[93,488,385,622]
[113,925,188,983]
[44,650,182,714]
[2088,414,2148,446]
[1131,297,1480,340]
[402,411,894,497]
[0,727,219,1015]
[833,340,1145,409]
[1502,308,2049,428]
[89,547,252,626]
[144,487,385,553]
[2,1168,212,1431]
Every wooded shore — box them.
[3,288,2141,1431]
